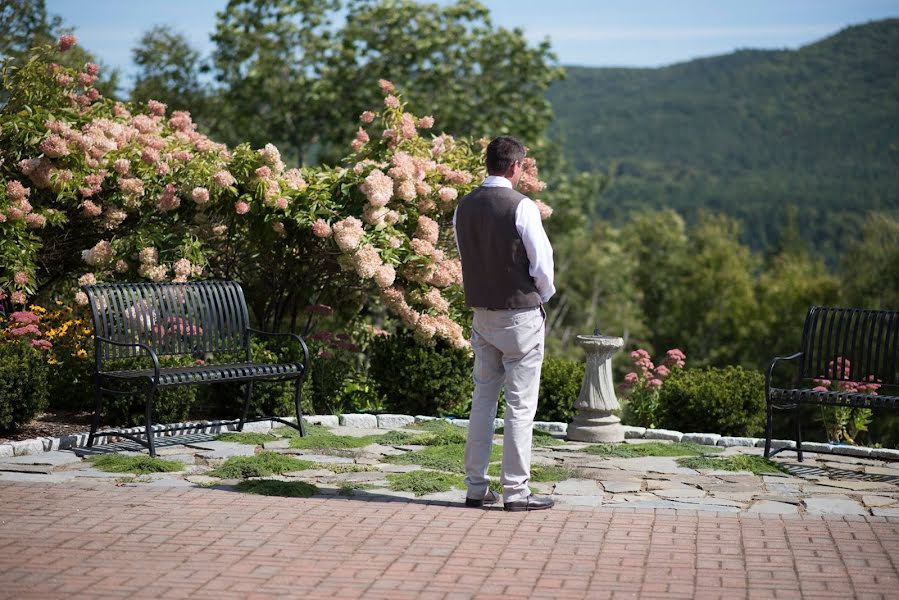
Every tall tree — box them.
[131,26,207,114]
[839,212,899,310]
[208,0,562,165]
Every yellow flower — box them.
[82,328,92,336]
[75,349,88,359]
[47,355,58,365]
[29,305,48,315]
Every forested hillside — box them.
[547,19,899,259]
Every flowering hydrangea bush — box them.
[620,348,686,428]
[0,38,551,349]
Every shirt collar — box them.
[482,175,513,189]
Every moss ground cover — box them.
[385,443,502,474]
[235,480,317,497]
[206,452,315,479]
[216,432,280,445]
[88,454,185,474]
[582,442,722,458]
[386,471,465,496]
[676,454,787,475]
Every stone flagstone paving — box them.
[0,424,898,597]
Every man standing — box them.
[453,136,555,512]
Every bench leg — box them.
[87,380,103,448]
[764,401,773,458]
[145,387,157,457]
[794,404,803,463]
[293,377,305,437]
[238,381,254,432]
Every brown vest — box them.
[454,185,542,309]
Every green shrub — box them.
[0,341,49,432]
[369,330,473,417]
[655,366,766,437]
[620,387,660,429]
[536,357,582,422]
[211,339,296,420]
[102,355,201,427]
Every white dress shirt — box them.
[453,175,556,304]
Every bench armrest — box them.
[95,336,161,384]
[246,328,310,371]
[765,351,803,398]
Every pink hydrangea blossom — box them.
[25,213,46,229]
[213,170,236,187]
[352,244,382,279]
[437,187,458,203]
[374,264,396,289]
[623,372,639,386]
[418,115,434,129]
[147,100,167,117]
[138,247,159,265]
[234,201,250,215]
[534,200,553,220]
[57,35,77,52]
[378,79,395,93]
[115,259,129,273]
[400,113,416,139]
[360,111,376,123]
[191,187,210,204]
[39,134,69,157]
[11,291,26,305]
[311,219,332,238]
[332,216,365,251]
[81,200,102,217]
[14,271,28,285]
[84,63,100,76]
[647,378,663,389]
[6,180,30,202]
[283,168,306,191]
[81,240,113,266]
[255,165,272,179]
[415,216,440,245]
[384,95,400,109]
[77,273,97,287]
[360,169,393,207]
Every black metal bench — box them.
[82,280,309,456]
[764,306,898,461]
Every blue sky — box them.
[47,0,898,82]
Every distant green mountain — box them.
[547,19,899,258]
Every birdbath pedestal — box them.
[567,334,625,443]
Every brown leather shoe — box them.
[502,494,554,512]
[465,489,500,508]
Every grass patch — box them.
[385,443,501,474]
[387,470,465,496]
[495,426,564,447]
[89,454,185,474]
[235,479,317,498]
[582,442,722,458]
[338,482,376,496]
[488,463,574,482]
[676,455,787,475]
[216,432,280,445]
[206,452,315,479]
[283,425,439,450]
[321,463,379,473]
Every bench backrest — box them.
[799,306,899,386]
[83,281,250,361]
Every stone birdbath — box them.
[567,334,625,443]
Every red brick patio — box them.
[1,482,897,599]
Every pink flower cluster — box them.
[5,311,52,350]
[622,348,686,391]
[813,357,883,395]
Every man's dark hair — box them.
[485,136,526,175]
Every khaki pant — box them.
[464,306,546,503]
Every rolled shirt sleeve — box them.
[515,198,556,303]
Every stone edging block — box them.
[3,412,897,461]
